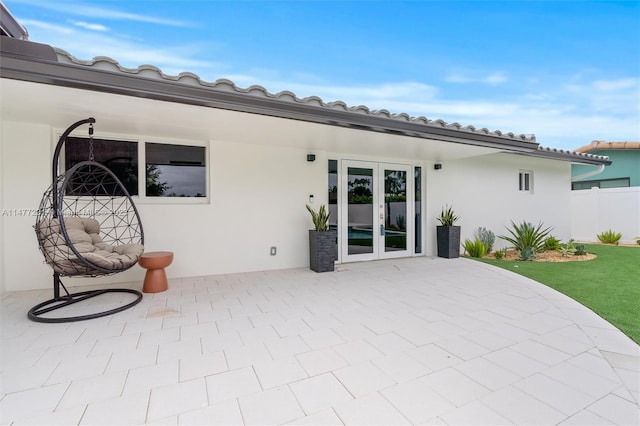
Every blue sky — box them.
[6,0,640,150]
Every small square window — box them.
[519,171,533,193]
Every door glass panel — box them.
[414,166,422,253]
[384,169,407,252]
[347,167,374,255]
[328,160,338,234]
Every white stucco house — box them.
[0,12,611,294]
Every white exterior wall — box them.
[2,122,53,293]
[425,153,572,254]
[1,116,575,293]
[0,120,327,292]
[571,187,640,244]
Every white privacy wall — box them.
[425,153,572,254]
[571,187,640,244]
[0,120,327,292]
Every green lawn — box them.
[476,244,640,345]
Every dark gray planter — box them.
[437,226,461,258]
[309,230,337,272]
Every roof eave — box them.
[523,148,612,166]
[0,39,540,154]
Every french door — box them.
[340,160,413,262]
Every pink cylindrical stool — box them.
[139,251,174,293]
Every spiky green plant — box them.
[437,205,459,226]
[306,204,330,231]
[499,220,553,253]
[518,246,536,261]
[476,227,495,253]
[463,238,488,258]
[597,229,622,245]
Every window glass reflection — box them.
[65,137,138,195]
[145,143,206,197]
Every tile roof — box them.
[534,146,611,164]
[575,141,640,153]
[54,47,537,144]
[0,36,611,165]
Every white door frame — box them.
[340,160,414,262]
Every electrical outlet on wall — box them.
[270,246,277,256]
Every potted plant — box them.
[436,205,461,258]
[306,204,337,272]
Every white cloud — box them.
[14,0,191,27]
[445,71,508,85]
[23,19,224,75]
[21,19,73,35]
[70,20,108,32]
[592,78,638,92]
[565,77,640,115]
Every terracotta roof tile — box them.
[575,141,640,152]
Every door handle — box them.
[380,224,385,236]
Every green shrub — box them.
[500,221,553,253]
[493,248,506,259]
[575,244,587,255]
[463,238,488,258]
[597,229,622,245]
[542,236,561,252]
[636,237,640,246]
[476,227,495,253]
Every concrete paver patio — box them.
[1,257,639,425]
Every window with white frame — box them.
[64,136,208,200]
[145,143,206,197]
[519,170,533,193]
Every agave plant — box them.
[437,205,459,226]
[558,239,577,257]
[518,246,537,261]
[499,220,553,253]
[575,244,587,255]
[306,204,330,231]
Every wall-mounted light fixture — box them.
[434,163,442,170]
[307,154,316,162]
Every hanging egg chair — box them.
[29,117,144,323]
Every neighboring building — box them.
[0,2,28,39]
[570,141,640,244]
[571,141,640,190]
[0,29,610,293]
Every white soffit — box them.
[0,78,498,161]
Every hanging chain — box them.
[88,122,95,161]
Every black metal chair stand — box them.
[29,117,144,323]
